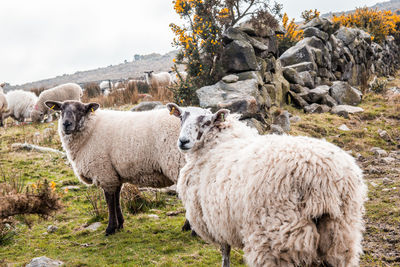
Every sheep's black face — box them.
[166,103,229,152]
[44,100,99,135]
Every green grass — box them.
[0,91,399,266]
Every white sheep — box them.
[99,80,113,94]
[44,100,185,236]
[31,83,83,123]
[167,103,367,267]
[3,90,38,123]
[0,86,8,126]
[169,70,188,84]
[144,71,171,88]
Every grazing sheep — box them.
[167,103,367,267]
[3,90,38,123]
[144,71,171,88]
[99,80,113,94]
[0,87,8,126]
[44,100,186,236]
[31,83,82,123]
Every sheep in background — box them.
[0,86,8,126]
[167,103,367,267]
[144,71,171,88]
[44,100,187,236]
[169,70,187,84]
[31,83,83,123]
[3,90,38,123]
[99,80,113,94]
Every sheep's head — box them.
[144,71,154,76]
[30,105,45,122]
[44,100,99,135]
[167,103,229,152]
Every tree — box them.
[169,0,282,105]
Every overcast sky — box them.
[1,0,381,85]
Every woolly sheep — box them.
[0,87,8,126]
[167,103,367,267]
[144,71,171,88]
[99,80,113,93]
[3,90,38,123]
[44,100,186,236]
[31,83,83,123]
[169,70,187,84]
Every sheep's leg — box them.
[104,190,118,236]
[181,219,197,237]
[221,243,231,267]
[115,185,124,230]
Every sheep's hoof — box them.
[191,230,197,237]
[182,220,191,232]
[105,227,117,236]
[117,224,124,231]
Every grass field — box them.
[0,89,399,266]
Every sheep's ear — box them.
[44,101,62,111]
[85,103,100,114]
[212,109,230,125]
[166,103,182,118]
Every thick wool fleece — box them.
[5,90,38,121]
[178,116,367,267]
[60,108,184,192]
[0,88,7,115]
[32,83,82,121]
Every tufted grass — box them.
[0,89,399,266]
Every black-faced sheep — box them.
[31,83,83,123]
[44,100,185,235]
[167,103,367,267]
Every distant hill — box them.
[4,51,177,92]
[322,0,400,18]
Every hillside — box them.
[322,0,400,18]
[4,51,177,92]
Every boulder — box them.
[270,124,285,135]
[130,101,164,112]
[197,79,264,118]
[222,27,249,43]
[304,103,331,113]
[279,38,315,67]
[300,85,330,103]
[331,105,364,115]
[26,256,64,267]
[222,40,258,72]
[335,27,357,45]
[303,27,329,42]
[222,74,239,83]
[298,71,315,88]
[282,67,304,85]
[272,110,291,132]
[236,71,263,84]
[287,91,308,108]
[290,84,310,94]
[301,17,336,34]
[329,81,362,105]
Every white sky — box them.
[0,0,382,85]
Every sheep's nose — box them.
[63,121,72,128]
[179,138,190,146]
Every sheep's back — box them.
[6,90,37,119]
[38,83,82,112]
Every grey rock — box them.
[301,17,335,33]
[331,105,364,115]
[321,94,338,107]
[380,157,396,164]
[298,71,315,88]
[329,81,362,105]
[301,85,330,103]
[272,110,290,132]
[222,74,239,83]
[289,115,301,123]
[26,256,63,267]
[304,103,331,113]
[338,124,350,131]
[279,38,315,67]
[222,27,249,43]
[197,79,262,117]
[303,27,329,42]
[335,27,357,45]
[382,178,394,185]
[287,91,309,108]
[222,40,258,72]
[244,118,266,134]
[377,129,391,142]
[290,84,310,94]
[85,222,102,231]
[130,101,164,112]
[270,124,284,135]
[247,36,269,51]
[236,71,263,84]
[47,225,58,233]
[370,182,378,188]
[282,67,304,85]
[148,214,160,220]
[374,149,388,157]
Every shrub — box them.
[121,184,167,215]
[277,13,304,55]
[332,8,400,43]
[84,187,107,221]
[170,0,281,104]
[301,9,320,23]
[370,77,388,93]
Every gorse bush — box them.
[332,8,400,43]
[277,13,303,55]
[301,9,320,23]
[169,0,281,104]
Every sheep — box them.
[43,100,186,236]
[144,71,171,88]
[0,86,8,127]
[99,80,113,94]
[167,103,367,267]
[3,90,38,123]
[31,83,83,123]
[169,70,188,84]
